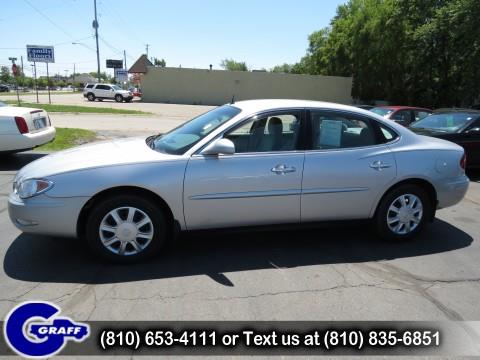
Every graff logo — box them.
[3,301,89,358]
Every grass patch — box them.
[36,128,97,151]
[3,100,151,115]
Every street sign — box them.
[114,69,128,82]
[11,64,18,76]
[26,45,55,63]
[106,59,123,68]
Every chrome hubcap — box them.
[99,207,154,256]
[387,194,423,235]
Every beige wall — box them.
[142,67,353,105]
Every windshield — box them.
[371,107,394,117]
[411,113,475,132]
[151,105,242,155]
[111,85,122,90]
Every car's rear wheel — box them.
[86,93,95,101]
[374,184,431,241]
[115,94,123,102]
[86,195,167,262]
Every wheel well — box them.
[376,178,437,221]
[76,186,175,239]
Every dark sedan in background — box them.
[410,109,480,168]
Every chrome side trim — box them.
[302,187,369,195]
[190,189,301,200]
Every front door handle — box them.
[370,160,392,171]
[271,164,296,174]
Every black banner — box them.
[2,321,480,356]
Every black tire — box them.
[374,184,431,241]
[86,93,95,101]
[85,195,168,263]
[115,94,123,102]
[98,99,103,102]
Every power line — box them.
[22,0,76,40]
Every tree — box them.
[0,66,12,83]
[291,0,480,107]
[153,57,166,67]
[220,59,248,71]
[270,63,294,73]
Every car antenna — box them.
[230,95,235,104]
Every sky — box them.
[0,0,344,78]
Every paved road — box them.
[0,93,214,116]
[0,154,479,322]
[1,94,214,137]
[49,113,190,137]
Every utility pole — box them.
[73,63,76,91]
[145,44,149,58]
[123,50,127,70]
[93,0,101,82]
[20,56,24,76]
[8,57,20,105]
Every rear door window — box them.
[309,110,380,150]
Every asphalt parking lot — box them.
[0,153,479,322]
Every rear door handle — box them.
[271,164,296,174]
[370,160,392,171]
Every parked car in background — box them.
[371,106,432,127]
[0,84,10,92]
[128,87,142,97]
[83,83,133,103]
[8,100,468,262]
[355,104,374,110]
[0,105,56,153]
[410,109,480,168]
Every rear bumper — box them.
[436,175,469,208]
[8,192,89,237]
[0,127,56,152]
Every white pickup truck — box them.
[0,105,56,153]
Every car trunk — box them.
[16,109,51,134]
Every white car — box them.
[0,106,56,153]
[83,83,133,103]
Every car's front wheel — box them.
[86,195,167,262]
[375,184,431,241]
[86,93,95,101]
[115,94,123,102]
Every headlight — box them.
[14,179,54,199]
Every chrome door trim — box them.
[189,188,302,200]
[301,187,369,195]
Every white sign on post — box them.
[26,45,55,63]
[115,69,128,82]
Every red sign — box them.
[12,64,18,76]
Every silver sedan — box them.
[8,100,469,262]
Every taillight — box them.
[14,116,29,134]
[460,153,466,170]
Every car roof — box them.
[230,99,374,115]
[374,105,431,111]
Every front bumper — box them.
[8,192,90,238]
[436,175,469,209]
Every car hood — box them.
[16,137,181,180]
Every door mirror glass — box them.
[466,127,480,133]
[201,138,235,155]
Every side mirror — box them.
[201,138,235,156]
[466,127,480,133]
